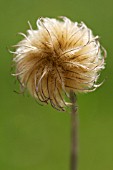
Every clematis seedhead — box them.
[12,17,106,111]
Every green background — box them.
[0,0,113,170]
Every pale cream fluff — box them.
[12,17,106,111]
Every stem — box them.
[70,90,78,170]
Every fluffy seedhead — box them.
[12,17,106,111]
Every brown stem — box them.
[70,90,78,170]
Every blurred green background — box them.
[0,0,113,170]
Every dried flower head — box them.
[12,17,106,111]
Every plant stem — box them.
[70,90,78,170]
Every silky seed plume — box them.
[12,17,106,111]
